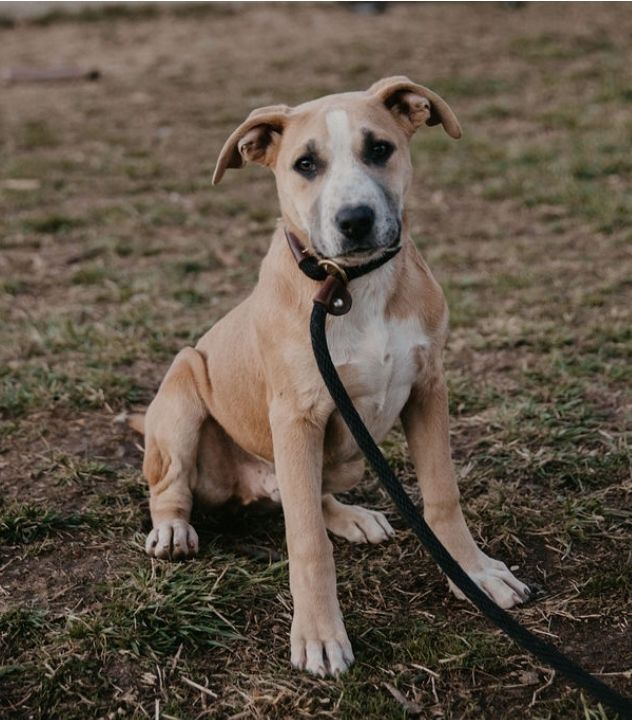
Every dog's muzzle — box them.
[335,217,401,263]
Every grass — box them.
[65,562,254,656]
[23,214,82,234]
[0,363,147,418]
[17,120,59,149]
[0,2,630,719]
[0,504,100,544]
[414,129,632,235]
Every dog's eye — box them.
[294,155,318,177]
[368,141,394,165]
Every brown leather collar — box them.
[285,229,401,316]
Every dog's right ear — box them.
[212,105,291,185]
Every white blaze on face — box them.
[326,109,354,164]
[317,109,390,257]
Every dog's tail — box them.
[125,412,146,435]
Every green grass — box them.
[0,504,100,544]
[23,214,82,234]
[413,105,631,234]
[0,607,48,649]
[0,363,147,418]
[65,562,254,655]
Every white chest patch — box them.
[326,267,430,447]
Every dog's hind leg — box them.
[143,347,212,560]
[321,462,395,544]
[323,494,395,544]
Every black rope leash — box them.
[310,298,632,717]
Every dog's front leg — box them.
[401,376,530,609]
[269,400,353,677]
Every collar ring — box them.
[317,259,349,285]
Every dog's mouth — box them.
[314,223,401,267]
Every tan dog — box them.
[135,77,530,677]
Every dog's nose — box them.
[336,205,375,244]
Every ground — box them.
[0,2,630,719]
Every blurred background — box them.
[1,3,630,719]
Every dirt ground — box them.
[0,2,630,719]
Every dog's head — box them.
[213,77,461,262]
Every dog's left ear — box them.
[212,104,291,185]
[369,76,461,139]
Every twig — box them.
[181,677,218,699]
[410,662,440,679]
[383,683,423,715]
[530,670,555,707]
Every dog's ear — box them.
[212,105,291,185]
[368,76,461,139]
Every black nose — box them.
[335,205,375,244]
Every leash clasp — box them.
[313,275,352,316]
[315,260,351,314]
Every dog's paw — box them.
[291,629,354,677]
[145,520,199,561]
[324,503,395,544]
[448,555,530,609]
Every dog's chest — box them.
[326,280,429,452]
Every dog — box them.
[132,77,530,677]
